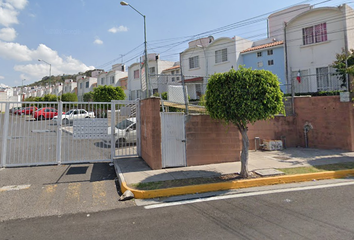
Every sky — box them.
[0,0,352,87]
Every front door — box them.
[161,112,186,168]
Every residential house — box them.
[180,36,253,99]
[62,79,77,95]
[241,40,286,92]
[285,4,354,93]
[97,64,128,97]
[77,75,98,101]
[127,54,175,100]
[157,65,180,94]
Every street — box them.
[1,180,354,240]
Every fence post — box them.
[1,102,10,167]
[110,101,116,161]
[56,101,63,165]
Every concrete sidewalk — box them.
[113,148,354,198]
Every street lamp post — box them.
[120,1,149,98]
[38,59,52,93]
[21,79,26,101]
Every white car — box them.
[103,117,137,147]
[53,109,95,124]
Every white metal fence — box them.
[0,100,140,168]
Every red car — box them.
[33,107,59,120]
[19,106,38,115]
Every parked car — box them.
[103,118,137,147]
[52,109,95,124]
[13,107,24,115]
[9,107,22,114]
[19,106,38,115]
[33,107,59,120]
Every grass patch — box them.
[277,162,354,175]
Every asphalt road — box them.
[1,181,354,240]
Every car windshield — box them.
[65,110,73,115]
[115,119,134,130]
[37,108,43,111]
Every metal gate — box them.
[161,112,186,168]
[0,100,140,168]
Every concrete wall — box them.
[140,95,354,169]
[140,98,162,169]
[185,115,241,166]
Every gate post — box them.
[56,101,63,165]
[110,101,116,161]
[1,102,10,168]
[136,99,141,157]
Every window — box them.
[134,70,139,79]
[101,78,104,84]
[176,77,180,81]
[268,60,274,66]
[257,52,262,57]
[171,71,174,75]
[172,77,175,82]
[303,23,327,45]
[215,48,228,63]
[176,70,179,74]
[316,67,329,91]
[267,49,273,55]
[110,76,115,84]
[189,56,199,69]
[149,67,155,75]
[257,62,263,67]
[80,83,83,89]
[85,82,89,88]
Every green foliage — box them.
[153,92,168,100]
[331,48,354,87]
[199,94,206,106]
[83,92,94,102]
[92,85,126,102]
[42,94,58,102]
[206,67,285,129]
[61,93,78,102]
[283,90,343,97]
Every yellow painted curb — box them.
[121,169,354,199]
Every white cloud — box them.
[93,38,103,45]
[0,75,4,79]
[108,26,128,33]
[0,40,94,80]
[0,0,28,27]
[0,27,16,41]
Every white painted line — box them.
[0,185,31,192]
[144,181,354,209]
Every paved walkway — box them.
[114,148,354,185]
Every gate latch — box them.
[181,140,186,142]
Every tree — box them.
[331,48,354,88]
[61,93,78,102]
[83,92,94,102]
[92,85,126,102]
[205,67,285,178]
[42,94,57,102]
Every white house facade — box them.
[286,4,354,93]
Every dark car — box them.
[9,107,22,114]
[33,107,59,120]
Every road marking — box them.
[65,183,81,203]
[0,184,31,192]
[144,181,354,209]
[92,181,107,206]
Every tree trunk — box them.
[239,126,249,178]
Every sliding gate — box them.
[0,100,140,168]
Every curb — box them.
[115,168,354,199]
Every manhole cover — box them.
[255,169,284,177]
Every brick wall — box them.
[185,115,242,166]
[140,98,162,169]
